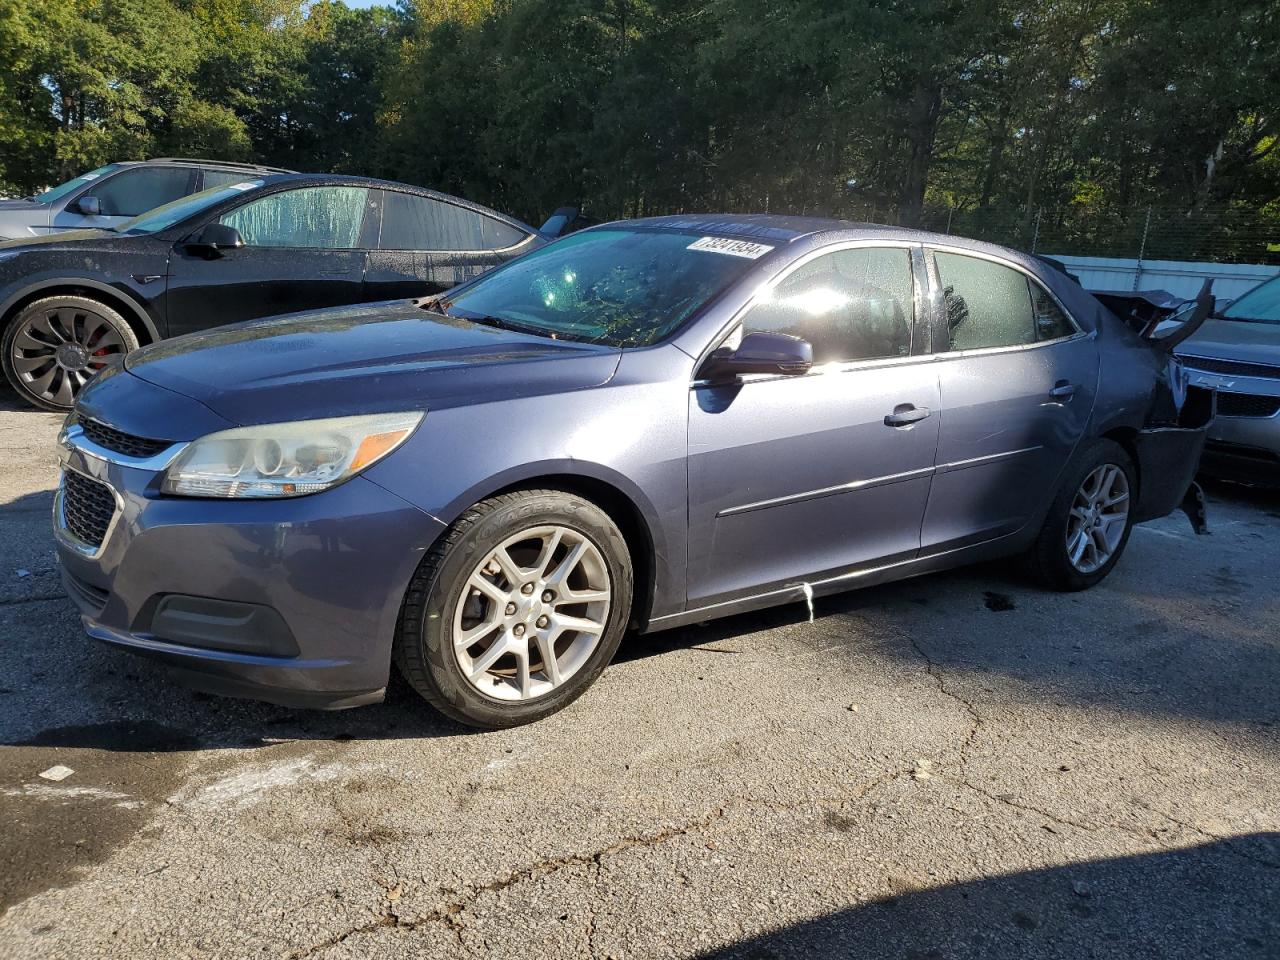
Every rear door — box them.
[919,247,1098,552]
[164,185,374,337]
[686,243,939,608]
[364,189,536,300]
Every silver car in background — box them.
[1176,274,1280,484]
[0,159,290,240]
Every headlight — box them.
[162,411,423,498]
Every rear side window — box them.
[740,246,914,363]
[220,186,369,248]
[201,169,257,190]
[935,252,1075,350]
[1029,282,1075,340]
[379,190,527,251]
[91,167,194,217]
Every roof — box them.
[616,213,1021,250]
[183,172,539,235]
[613,212,1109,334]
[621,214,859,243]
[121,158,295,174]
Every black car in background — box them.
[0,174,553,410]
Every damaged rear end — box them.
[1129,281,1218,533]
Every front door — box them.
[164,185,373,337]
[55,165,195,233]
[920,248,1099,552]
[686,243,940,609]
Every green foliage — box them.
[1,0,1276,260]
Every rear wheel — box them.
[1027,439,1136,591]
[395,490,633,728]
[2,295,138,411]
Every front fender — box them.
[0,276,162,341]
[363,379,689,620]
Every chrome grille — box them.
[1217,393,1280,418]
[61,470,117,549]
[80,418,172,459]
[1181,355,1280,380]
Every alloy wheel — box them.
[10,306,127,407]
[1065,463,1130,574]
[453,524,611,701]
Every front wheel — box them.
[395,490,634,728]
[2,295,138,411]
[1026,439,1136,591]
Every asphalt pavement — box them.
[0,390,1276,959]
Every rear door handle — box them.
[1049,381,1076,401]
[884,404,931,427]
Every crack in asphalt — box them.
[285,762,924,960]
[1131,797,1280,870]
[0,592,67,606]
[904,632,984,774]
[583,856,602,959]
[906,632,1280,872]
[285,808,731,959]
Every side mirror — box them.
[76,196,101,217]
[700,331,813,381]
[186,223,245,258]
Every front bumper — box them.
[1182,367,1280,485]
[55,431,446,709]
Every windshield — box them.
[32,164,120,204]
[440,229,762,346]
[1222,275,1280,324]
[115,180,265,235]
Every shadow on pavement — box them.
[627,479,1280,734]
[698,835,1280,960]
[2,458,1277,753]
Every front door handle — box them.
[884,404,931,427]
[1049,381,1076,401]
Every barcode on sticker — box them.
[687,236,774,259]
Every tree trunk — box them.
[898,78,942,227]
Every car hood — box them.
[0,198,44,212]
[124,300,623,426]
[1177,318,1280,365]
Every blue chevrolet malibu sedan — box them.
[54,216,1212,727]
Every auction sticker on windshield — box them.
[687,236,774,259]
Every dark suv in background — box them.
[0,158,292,239]
[1,173,554,410]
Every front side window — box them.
[379,190,527,251]
[440,229,758,346]
[738,247,914,363]
[32,164,120,204]
[91,167,194,217]
[936,252,1075,350]
[220,186,369,248]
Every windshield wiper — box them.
[459,313,551,337]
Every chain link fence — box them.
[906,202,1280,266]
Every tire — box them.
[395,489,634,728]
[1026,438,1137,591]
[2,295,139,412]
